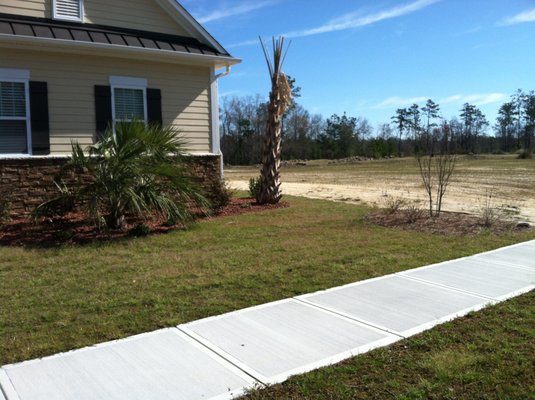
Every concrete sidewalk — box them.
[1,240,534,400]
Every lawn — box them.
[1,195,533,369]
[243,291,535,400]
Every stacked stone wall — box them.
[0,155,222,217]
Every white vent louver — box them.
[54,0,83,21]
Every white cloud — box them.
[284,0,440,38]
[228,0,441,47]
[501,8,535,25]
[372,93,508,109]
[197,1,279,24]
[225,39,260,48]
[440,93,507,106]
[372,96,430,109]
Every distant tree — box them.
[323,113,358,158]
[511,89,525,147]
[522,91,535,153]
[460,103,487,153]
[407,103,422,140]
[391,108,410,156]
[422,99,441,151]
[495,102,516,152]
[220,95,265,164]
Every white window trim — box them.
[109,76,148,127]
[53,0,85,23]
[0,68,32,156]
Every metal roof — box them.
[0,13,229,57]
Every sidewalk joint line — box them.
[395,274,498,301]
[294,298,406,339]
[176,326,268,387]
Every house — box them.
[0,0,240,214]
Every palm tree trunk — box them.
[257,85,283,204]
[256,37,291,205]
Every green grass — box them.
[1,196,534,370]
[243,291,535,400]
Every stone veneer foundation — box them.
[0,155,222,217]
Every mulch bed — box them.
[366,209,531,236]
[0,197,289,247]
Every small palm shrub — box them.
[37,121,208,229]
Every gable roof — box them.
[0,13,226,57]
[0,1,240,68]
[156,0,229,56]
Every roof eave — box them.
[0,34,241,69]
[156,0,231,57]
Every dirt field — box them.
[225,155,535,223]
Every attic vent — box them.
[53,0,84,22]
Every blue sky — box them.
[182,0,535,129]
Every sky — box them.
[181,0,535,129]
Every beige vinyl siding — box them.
[0,48,213,155]
[0,0,189,36]
[84,0,188,36]
[0,0,50,18]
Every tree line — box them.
[220,86,534,165]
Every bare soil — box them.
[365,209,528,236]
[227,155,535,224]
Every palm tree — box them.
[37,121,207,229]
[257,36,293,204]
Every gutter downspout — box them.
[210,65,231,179]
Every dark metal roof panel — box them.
[0,21,13,34]
[0,12,229,57]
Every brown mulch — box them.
[0,198,289,247]
[366,209,530,236]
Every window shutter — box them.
[29,81,50,155]
[94,85,112,141]
[147,88,162,127]
[54,0,83,21]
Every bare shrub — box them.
[416,123,457,218]
[403,202,424,224]
[382,196,406,215]
[478,189,507,228]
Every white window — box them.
[0,69,31,155]
[53,0,84,22]
[110,76,148,125]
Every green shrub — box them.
[517,149,532,159]
[129,223,150,237]
[206,179,234,209]
[248,176,262,198]
[52,229,75,242]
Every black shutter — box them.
[94,85,112,141]
[29,81,50,155]
[147,88,162,127]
